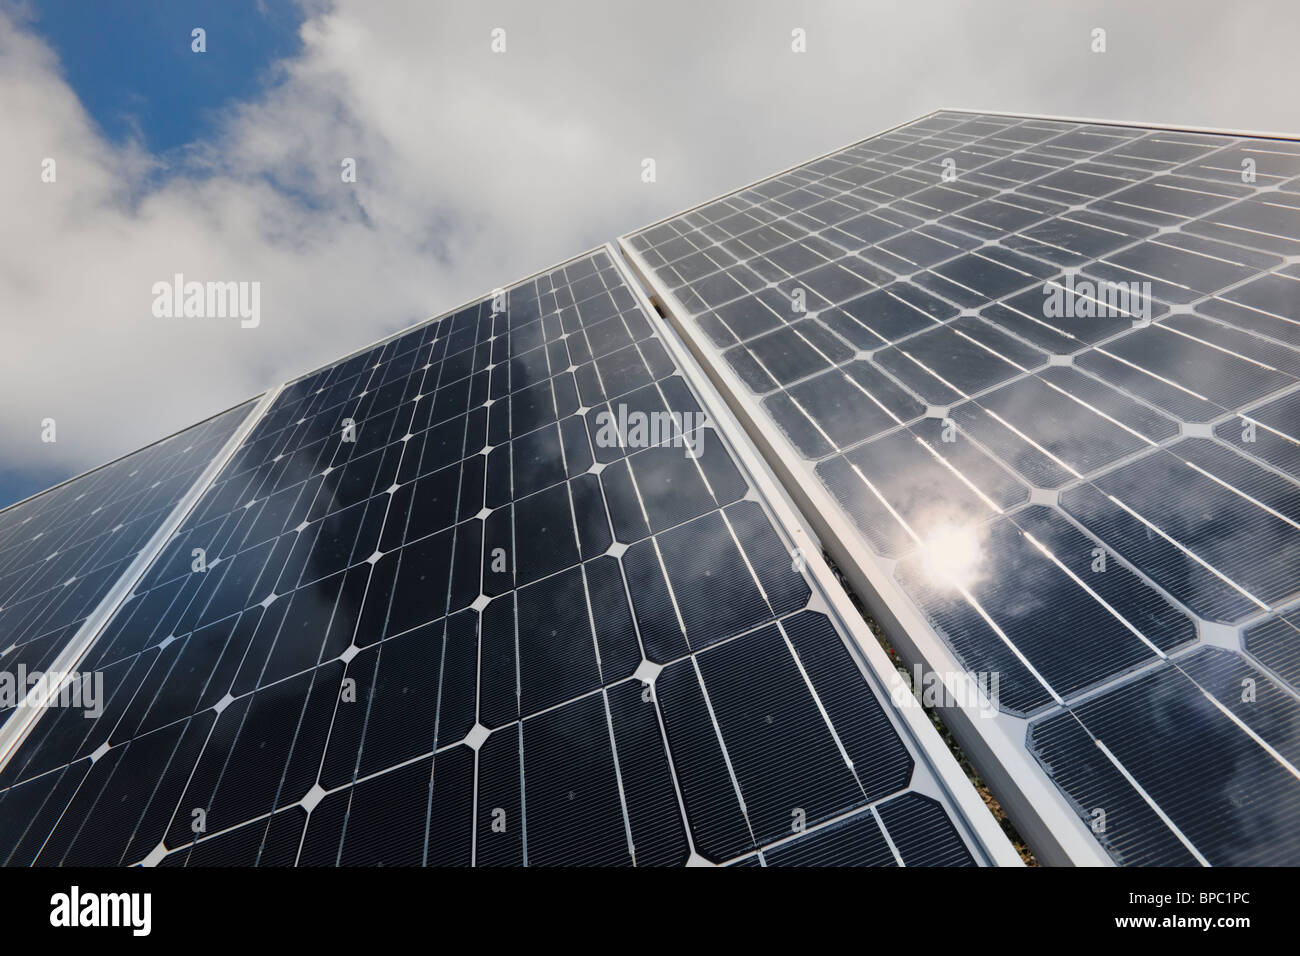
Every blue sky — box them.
[31,0,303,153]
[3,0,1299,513]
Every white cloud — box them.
[1,0,1297,478]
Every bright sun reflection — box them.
[919,522,985,590]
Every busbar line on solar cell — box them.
[623,109,1300,865]
[1091,735,1211,867]
[1020,533,1163,657]
[1179,457,1300,533]
[0,245,1010,868]
[1246,608,1300,694]
[869,803,906,866]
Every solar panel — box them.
[0,402,259,744]
[621,110,1300,866]
[0,247,1011,867]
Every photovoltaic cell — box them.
[624,110,1300,865]
[0,249,990,867]
[1031,647,1300,865]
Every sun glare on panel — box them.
[918,522,986,591]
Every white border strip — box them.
[0,386,282,774]
[606,243,1023,867]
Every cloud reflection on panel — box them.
[817,417,1028,559]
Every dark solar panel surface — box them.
[0,403,256,732]
[626,111,1300,865]
[0,249,979,867]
